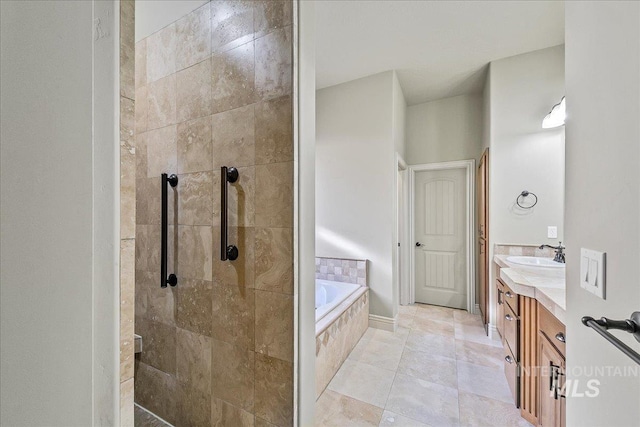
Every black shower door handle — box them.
[221,166,239,261]
[161,173,178,288]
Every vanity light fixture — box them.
[542,96,566,129]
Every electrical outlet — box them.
[547,226,558,239]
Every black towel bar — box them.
[582,312,640,365]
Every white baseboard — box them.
[487,323,500,340]
[369,314,397,332]
[474,303,480,315]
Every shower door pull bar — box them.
[221,166,239,261]
[161,173,178,288]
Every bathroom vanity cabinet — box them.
[495,269,566,427]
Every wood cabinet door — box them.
[539,335,564,427]
[497,279,505,339]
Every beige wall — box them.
[406,94,484,165]
[486,45,565,328]
[1,1,120,425]
[134,1,295,425]
[316,71,405,320]
[565,2,640,425]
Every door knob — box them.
[416,242,423,247]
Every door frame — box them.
[396,153,410,306]
[408,159,476,313]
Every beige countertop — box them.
[494,255,566,324]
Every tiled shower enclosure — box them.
[133,1,295,425]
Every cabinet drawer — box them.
[504,343,519,407]
[502,281,519,315]
[504,302,519,357]
[539,303,566,356]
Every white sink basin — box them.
[506,256,565,268]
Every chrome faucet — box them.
[539,242,565,263]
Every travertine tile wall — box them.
[120,1,136,426]
[134,1,294,425]
[316,257,368,286]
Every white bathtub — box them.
[315,279,360,322]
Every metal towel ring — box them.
[516,190,538,209]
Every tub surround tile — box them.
[212,104,256,169]
[177,225,213,281]
[315,390,383,427]
[255,95,293,164]
[134,361,178,425]
[146,23,176,83]
[211,0,254,54]
[255,227,293,294]
[145,125,177,178]
[254,0,293,36]
[177,115,213,174]
[176,58,212,123]
[120,240,136,382]
[255,27,292,100]
[255,290,293,362]
[177,171,213,226]
[254,353,293,426]
[211,41,255,114]
[211,397,255,427]
[147,75,177,130]
[211,282,255,349]
[386,373,459,427]
[316,257,368,286]
[316,290,369,398]
[212,226,255,287]
[328,359,395,409]
[255,162,293,227]
[175,3,211,71]
[211,340,255,412]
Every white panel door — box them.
[414,168,467,308]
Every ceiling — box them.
[316,0,565,105]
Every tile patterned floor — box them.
[316,304,533,427]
